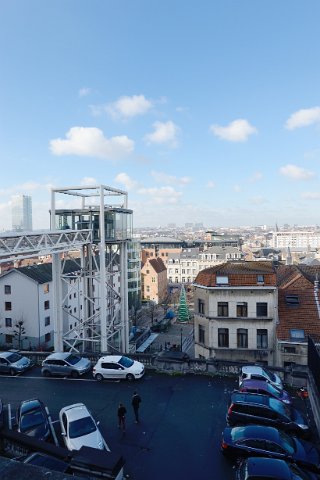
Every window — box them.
[5,318,12,327]
[237,302,247,317]
[216,275,228,285]
[257,329,268,349]
[45,316,50,326]
[256,303,268,317]
[182,277,185,283]
[74,293,76,298]
[237,328,248,348]
[182,269,185,274]
[218,328,229,347]
[44,300,50,310]
[199,325,205,344]
[45,332,51,343]
[175,269,179,274]
[43,283,49,293]
[4,285,11,294]
[146,286,150,292]
[290,329,305,340]
[257,275,264,284]
[152,277,156,283]
[284,346,296,354]
[198,299,205,314]
[146,269,150,274]
[218,302,228,317]
[285,295,299,306]
[5,302,12,311]
[5,335,13,344]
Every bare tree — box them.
[146,300,157,325]
[130,301,143,327]
[13,320,27,350]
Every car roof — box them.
[0,351,22,359]
[45,352,72,360]
[245,457,291,478]
[98,355,122,362]
[231,391,270,406]
[231,425,280,442]
[60,403,89,421]
[241,365,265,375]
[20,399,43,413]
[240,379,272,389]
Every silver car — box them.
[0,351,32,376]
[41,352,91,378]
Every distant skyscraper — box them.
[11,194,33,231]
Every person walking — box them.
[132,391,142,423]
[117,403,127,431]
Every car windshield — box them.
[269,398,290,417]
[7,353,22,363]
[118,356,134,368]
[279,430,296,455]
[266,383,282,398]
[262,367,276,382]
[69,416,96,439]
[65,354,81,365]
[21,411,46,431]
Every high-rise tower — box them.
[11,194,33,231]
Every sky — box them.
[1,1,320,231]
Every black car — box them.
[235,457,320,480]
[16,399,51,441]
[221,425,320,473]
[227,391,310,437]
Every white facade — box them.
[11,194,32,231]
[271,231,320,249]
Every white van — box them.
[239,365,283,390]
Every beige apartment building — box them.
[141,257,167,304]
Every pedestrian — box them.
[117,403,127,431]
[132,391,142,423]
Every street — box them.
[0,368,237,479]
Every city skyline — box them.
[1,2,320,230]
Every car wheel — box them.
[9,368,16,376]
[126,373,135,381]
[43,370,51,377]
[71,370,79,379]
[95,373,103,382]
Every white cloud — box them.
[0,181,45,197]
[80,177,97,186]
[285,106,320,130]
[137,186,182,205]
[248,172,263,183]
[234,184,241,192]
[301,192,320,199]
[279,164,315,180]
[144,121,180,147]
[50,127,134,160]
[210,119,257,142]
[79,87,92,97]
[207,181,215,188]
[250,196,267,205]
[106,94,152,119]
[114,173,138,191]
[150,171,191,185]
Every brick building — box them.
[141,257,167,304]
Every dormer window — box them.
[290,329,305,340]
[257,275,264,284]
[216,275,228,285]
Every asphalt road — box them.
[0,367,238,480]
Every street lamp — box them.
[180,327,183,352]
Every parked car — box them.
[59,403,109,451]
[0,398,3,429]
[156,350,190,362]
[239,365,283,390]
[227,391,310,437]
[41,352,91,378]
[239,378,292,405]
[221,425,320,473]
[16,399,51,441]
[235,457,320,480]
[92,355,145,381]
[0,351,32,376]
[23,453,69,473]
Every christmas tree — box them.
[177,285,190,323]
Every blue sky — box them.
[1,1,320,230]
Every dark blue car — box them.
[16,399,51,441]
[221,425,320,473]
[236,457,320,480]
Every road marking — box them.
[0,375,97,382]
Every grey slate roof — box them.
[17,259,82,284]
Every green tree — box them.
[177,286,190,323]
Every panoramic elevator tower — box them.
[50,185,133,354]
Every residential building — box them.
[270,231,320,249]
[11,194,33,231]
[276,264,320,367]
[141,257,167,304]
[140,237,184,266]
[193,261,277,365]
[167,246,243,284]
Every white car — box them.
[93,355,145,381]
[59,403,109,451]
[239,365,283,390]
